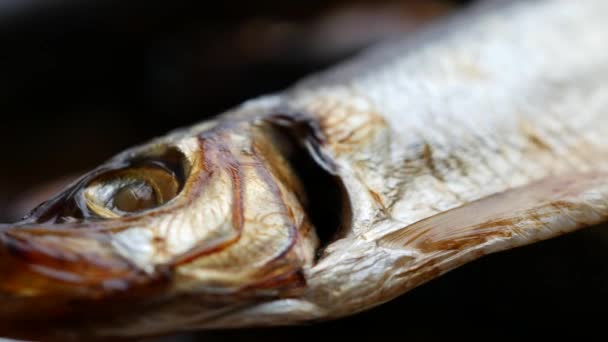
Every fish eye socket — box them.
[24,146,190,224]
[83,165,179,218]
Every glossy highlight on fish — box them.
[2,0,608,340]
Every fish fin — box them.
[379,172,608,281]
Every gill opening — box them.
[265,114,351,259]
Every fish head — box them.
[0,113,337,339]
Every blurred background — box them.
[0,0,461,220]
[1,0,607,340]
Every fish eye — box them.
[23,146,191,224]
[83,165,180,218]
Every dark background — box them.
[0,0,458,219]
[1,1,607,340]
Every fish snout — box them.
[0,228,169,325]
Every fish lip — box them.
[0,226,175,340]
[0,226,171,319]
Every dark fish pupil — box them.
[112,182,158,213]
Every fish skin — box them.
[2,0,608,339]
[278,0,608,320]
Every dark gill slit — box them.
[264,116,351,259]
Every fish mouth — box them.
[0,114,350,339]
[0,229,163,297]
[0,227,171,340]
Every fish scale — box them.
[278,0,608,318]
[285,0,608,223]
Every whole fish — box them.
[2,0,608,340]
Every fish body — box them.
[2,0,608,339]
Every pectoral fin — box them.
[379,172,608,283]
